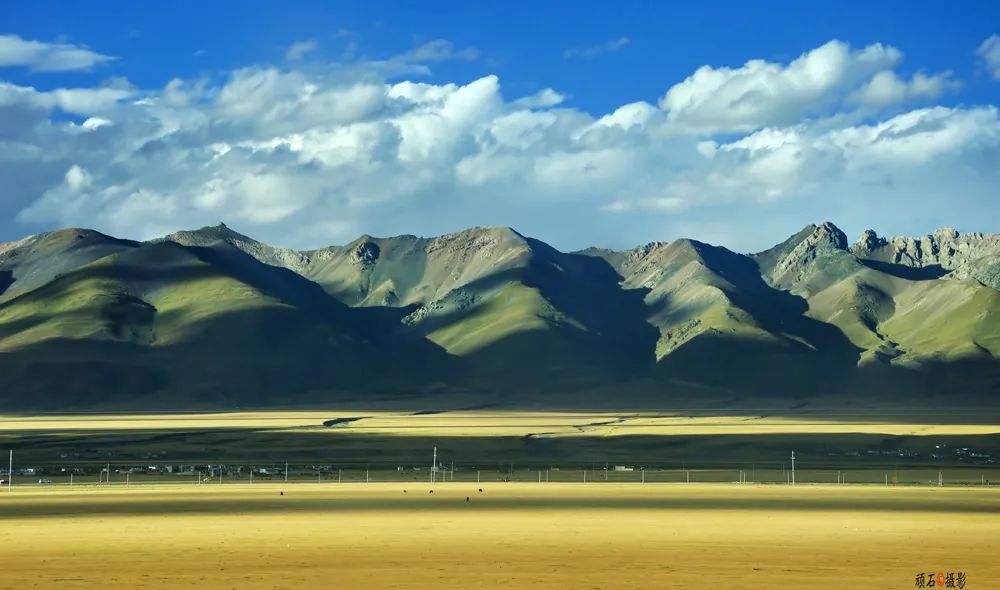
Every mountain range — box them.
[1,221,998,409]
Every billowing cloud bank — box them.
[1,37,998,250]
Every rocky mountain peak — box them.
[756,221,856,296]
[0,235,36,257]
[852,229,887,256]
[425,226,527,259]
[846,226,1000,289]
[811,221,849,251]
[161,222,257,248]
[933,226,960,241]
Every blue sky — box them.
[0,1,998,251]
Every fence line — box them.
[3,463,998,489]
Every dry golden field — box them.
[3,410,998,437]
[1,483,998,589]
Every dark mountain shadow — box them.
[697,242,860,357]
[523,238,659,373]
[859,259,949,281]
[656,332,845,397]
[2,299,997,411]
[649,242,864,395]
[852,355,1000,399]
[457,326,638,394]
[352,303,423,334]
[0,316,47,341]
[0,339,167,409]
[181,242,456,371]
[398,242,658,386]
[0,301,466,411]
[174,242,461,385]
[0,242,461,407]
[0,270,12,297]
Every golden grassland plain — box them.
[0,483,998,589]
[3,410,999,437]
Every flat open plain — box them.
[1,483,998,589]
[5,410,999,436]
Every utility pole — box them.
[790,451,795,486]
[431,447,437,483]
[107,463,111,486]
[938,472,943,487]
[285,462,289,483]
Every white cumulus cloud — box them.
[978,34,1000,80]
[0,38,997,253]
[285,40,319,62]
[658,40,957,134]
[0,34,115,72]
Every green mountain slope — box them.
[762,224,1000,394]
[0,221,997,409]
[0,238,451,409]
[167,224,656,389]
[585,237,860,395]
[0,229,137,302]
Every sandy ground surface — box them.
[1,483,998,589]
